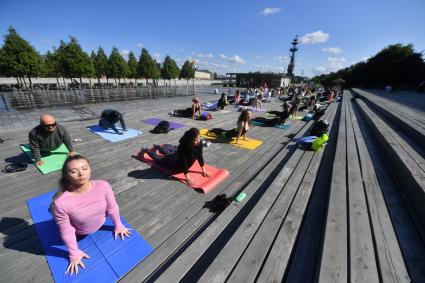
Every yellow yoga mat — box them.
[200,128,262,150]
[289,115,304,120]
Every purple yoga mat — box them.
[143,118,186,129]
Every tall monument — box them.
[287,35,299,78]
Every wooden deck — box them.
[1,90,424,282]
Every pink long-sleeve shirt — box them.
[52,180,125,260]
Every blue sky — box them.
[1,0,424,77]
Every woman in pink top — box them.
[51,155,131,275]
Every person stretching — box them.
[99,109,127,135]
[29,114,76,166]
[51,155,131,275]
[171,97,202,119]
[217,93,229,110]
[141,128,210,186]
[208,108,252,144]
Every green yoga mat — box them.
[20,144,69,174]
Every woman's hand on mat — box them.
[114,227,132,241]
[35,160,44,166]
[202,171,211,178]
[66,252,90,275]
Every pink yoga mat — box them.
[136,148,229,193]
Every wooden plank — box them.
[353,100,425,282]
[355,99,425,243]
[217,102,338,283]
[349,96,410,282]
[345,96,379,282]
[318,95,348,282]
[253,100,338,283]
[155,144,309,282]
[122,119,313,282]
[284,97,342,283]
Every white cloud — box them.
[328,57,346,69]
[179,48,184,52]
[197,53,213,58]
[312,57,347,75]
[362,56,371,62]
[254,55,262,59]
[299,30,329,44]
[259,8,282,15]
[153,53,161,60]
[120,50,130,56]
[322,47,342,54]
[136,43,144,48]
[220,54,246,64]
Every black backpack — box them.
[310,119,329,137]
[151,120,171,134]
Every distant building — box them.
[225,72,290,88]
[194,71,211,80]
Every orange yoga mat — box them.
[136,148,229,193]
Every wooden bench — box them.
[319,92,421,282]
[352,88,425,149]
[354,95,425,244]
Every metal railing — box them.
[0,85,244,112]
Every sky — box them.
[0,0,424,78]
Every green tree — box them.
[55,36,92,86]
[0,26,44,88]
[108,47,129,84]
[179,60,195,81]
[138,48,159,85]
[127,51,138,85]
[161,55,180,84]
[94,47,109,84]
[312,43,425,89]
[44,50,62,87]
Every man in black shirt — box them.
[99,109,127,135]
[29,114,76,166]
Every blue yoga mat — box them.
[251,120,292,130]
[27,191,153,283]
[87,125,142,142]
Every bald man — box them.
[29,114,76,166]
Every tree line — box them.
[312,44,425,89]
[0,26,197,88]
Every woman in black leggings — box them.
[141,128,209,186]
[208,109,252,144]
[171,97,202,119]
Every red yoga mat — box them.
[136,149,229,194]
